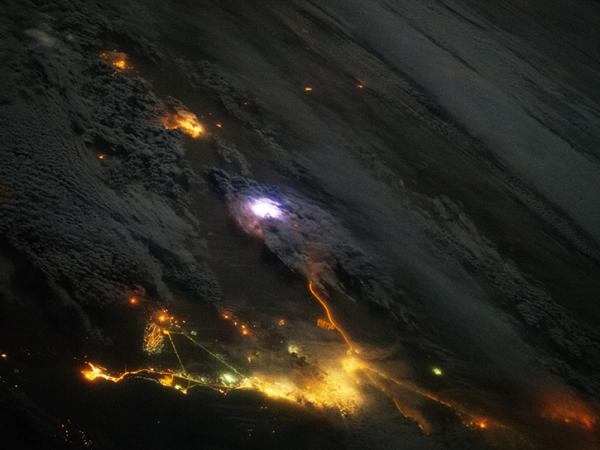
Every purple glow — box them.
[249,198,283,219]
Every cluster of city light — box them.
[99,50,131,71]
[82,362,227,395]
[82,282,506,435]
[240,366,362,415]
[81,359,362,414]
[143,322,165,355]
[82,363,152,383]
[305,281,518,434]
[161,109,205,138]
[79,227,560,444]
[82,303,362,412]
[80,271,600,447]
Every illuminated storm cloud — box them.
[209,169,395,304]
[249,197,283,219]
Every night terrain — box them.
[1,1,600,449]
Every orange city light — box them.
[541,392,597,430]
[317,318,335,330]
[82,363,126,383]
[161,109,205,138]
[475,420,488,429]
[99,50,132,71]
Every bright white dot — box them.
[249,198,282,219]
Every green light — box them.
[432,367,443,376]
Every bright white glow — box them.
[220,373,237,385]
[249,198,283,219]
[287,344,301,355]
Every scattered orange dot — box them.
[304,86,313,92]
[223,314,230,320]
[158,314,168,322]
[241,329,249,336]
[278,319,286,326]
[1,353,7,359]
[98,154,106,160]
[216,123,223,128]
[129,297,137,304]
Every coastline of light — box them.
[249,198,283,219]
